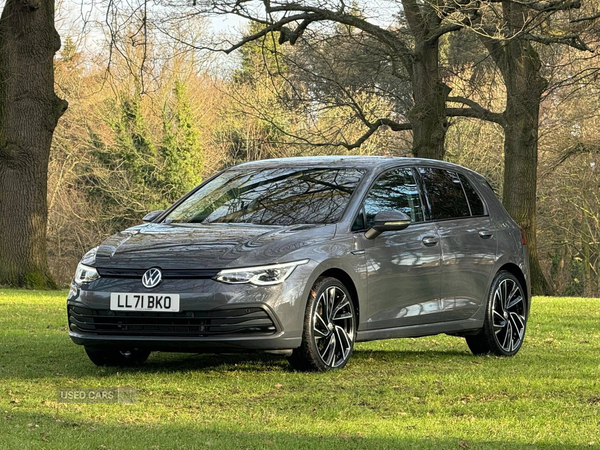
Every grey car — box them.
[68,156,530,371]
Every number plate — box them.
[110,293,180,312]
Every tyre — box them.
[85,347,151,367]
[466,271,528,356]
[288,277,356,372]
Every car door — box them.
[354,167,443,330]
[417,167,498,320]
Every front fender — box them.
[289,235,368,331]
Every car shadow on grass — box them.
[94,348,477,376]
[145,350,290,372]
[0,342,483,380]
[0,332,501,379]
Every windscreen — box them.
[164,167,365,225]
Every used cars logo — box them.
[142,268,162,288]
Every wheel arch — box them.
[317,268,361,325]
[497,262,530,307]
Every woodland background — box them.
[1,0,599,296]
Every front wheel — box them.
[288,277,356,372]
[466,271,528,356]
[85,347,151,367]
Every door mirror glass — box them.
[365,210,411,239]
[143,210,165,223]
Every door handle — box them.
[422,236,439,246]
[478,230,494,239]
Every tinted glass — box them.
[459,173,485,216]
[165,168,365,225]
[364,168,424,228]
[351,209,366,231]
[418,168,470,220]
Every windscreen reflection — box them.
[166,168,365,226]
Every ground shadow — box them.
[0,332,490,380]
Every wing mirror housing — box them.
[143,210,165,223]
[365,210,411,239]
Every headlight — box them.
[74,262,100,284]
[214,260,309,286]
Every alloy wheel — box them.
[491,278,526,352]
[312,285,355,368]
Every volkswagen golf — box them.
[68,156,530,371]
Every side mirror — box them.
[143,210,165,223]
[365,210,411,239]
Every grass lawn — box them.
[0,290,598,449]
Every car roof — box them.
[232,156,480,175]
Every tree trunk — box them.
[402,0,449,161]
[0,0,67,288]
[499,2,553,296]
[408,40,450,160]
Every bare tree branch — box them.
[237,107,412,150]
[263,1,414,71]
[514,0,581,12]
[339,118,412,150]
[478,0,581,11]
[523,32,593,52]
[221,13,316,54]
[544,142,600,174]
[570,12,600,23]
[447,96,506,125]
[428,23,463,44]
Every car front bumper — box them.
[67,262,317,352]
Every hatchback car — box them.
[68,156,530,371]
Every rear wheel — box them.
[466,271,528,356]
[288,277,356,372]
[84,347,151,367]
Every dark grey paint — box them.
[359,221,443,329]
[68,156,530,353]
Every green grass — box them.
[0,290,598,449]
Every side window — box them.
[351,209,365,231]
[458,173,486,216]
[364,168,424,228]
[418,167,470,220]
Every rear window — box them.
[418,167,470,220]
[458,173,486,216]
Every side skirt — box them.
[356,318,482,342]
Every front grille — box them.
[68,305,277,337]
[96,268,220,279]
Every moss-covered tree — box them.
[0,0,67,288]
